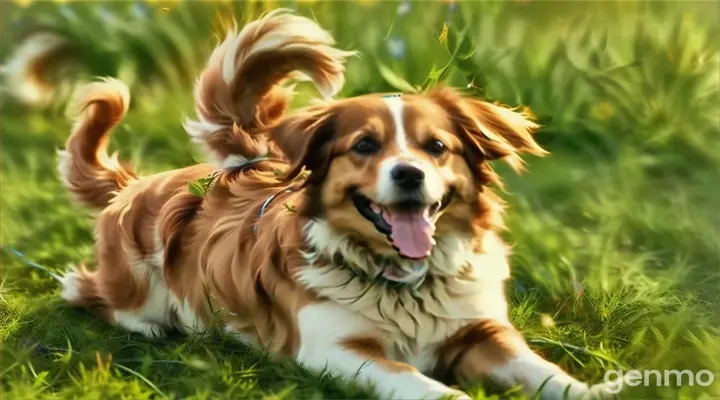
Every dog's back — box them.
[57,9,354,337]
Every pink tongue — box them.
[385,209,436,259]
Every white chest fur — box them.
[296,220,512,372]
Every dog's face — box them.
[272,86,545,280]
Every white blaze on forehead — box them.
[377,95,445,205]
[383,95,409,152]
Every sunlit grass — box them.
[1,1,719,399]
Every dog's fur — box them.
[57,10,612,400]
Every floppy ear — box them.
[269,105,336,183]
[429,86,547,173]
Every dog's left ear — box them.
[429,86,547,173]
[270,105,336,183]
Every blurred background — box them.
[1,1,718,399]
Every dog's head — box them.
[271,86,545,281]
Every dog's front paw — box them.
[551,380,619,400]
[427,387,470,400]
[391,378,469,400]
[129,321,167,339]
[580,382,620,400]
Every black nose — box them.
[391,164,425,190]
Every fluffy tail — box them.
[0,32,69,107]
[183,9,356,168]
[57,78,137,209]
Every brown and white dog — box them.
[57,9,612,400]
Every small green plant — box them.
[188,173,218,198]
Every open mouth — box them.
[351,190,454,261]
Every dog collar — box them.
[233,155,270,169]
[254,187,296,233]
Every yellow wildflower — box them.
[540,314,556,329]
[13,0,32,7]
[592,101,615,121]
[439,22,448,45]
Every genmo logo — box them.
[604,369,715,394]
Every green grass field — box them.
[1,1,719,399]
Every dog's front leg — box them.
[437,319,612,399]
[296,302,469,400]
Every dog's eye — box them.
[423,139,447,157]
[352,137,381,155]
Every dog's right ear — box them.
[270,105,337,183]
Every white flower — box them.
[132,3,149,19]
[59,5,77,21]
[387,36,406,60]
[96,6,115,24]
[397,1,411,16]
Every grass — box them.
[1,1,719,399]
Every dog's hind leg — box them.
[108,265,173,339]
[60,259,171,339]
[60,266,110,318]
[61,207,175,338]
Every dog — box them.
[57,9,613,400]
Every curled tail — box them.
[0,31,69,107]
[57,78,137,209]
[184,8,356,168]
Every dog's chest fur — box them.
[296,220,512,371]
